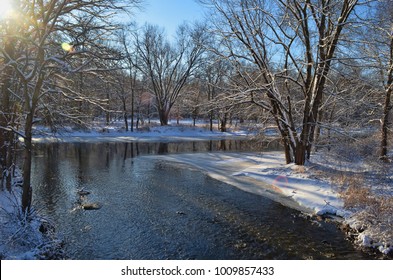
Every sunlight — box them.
[0,0,15,20]
[61,42,73,52]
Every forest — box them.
[0,0,392,259]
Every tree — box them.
[118,24,140,132]
[203,53,232,131]
[134,23,207,125]
[361,0,393,160]
[0,11,19,192]
[202,0,361,165]
[0,0,141,213]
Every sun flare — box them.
[0,0,15,20]
[61,42,73,52]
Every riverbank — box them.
[13,143,375,259]
[0,170,65,259]
[30,120,252,143]
[151,150,393,257]
[3,122,393,258]
[2,122,249,259]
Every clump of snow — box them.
[358,233,373,247]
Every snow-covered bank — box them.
[0,185,64,259]
[31,123,252,143]
[150,151,393,256]
[149,152,345,215]
[8,122,392,257]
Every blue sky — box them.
[133,0,206,38]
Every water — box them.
[31,140,371,259]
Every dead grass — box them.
[312,131,393,253]
[337,173,393,248]
[338,173,390,214]
[342,184,378,209]
[293,165,306,174]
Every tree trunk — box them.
[123,99,128,132]
[130,72,135,132]
[22,112,33,213]
[176,103,180,125]
[380,86,392,160]
[158,108,170,126]
[283,140,293,165]
[21,61,42,214]
[0,89,10,167]
[77,72,84,126]
[106,92,110,125]
[1,35,14,192]
[208,86,214,131]
[130,89,134,132]
[0,94,12,191]
[5,140,13,191]
[209,112,213,131]
[124,112,129,132]
[380,36,393,160]
[313,109,324,153]
[220,113,227,132]
[295,143,307,165]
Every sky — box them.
[0,0,206,38]
[133,0,206,38]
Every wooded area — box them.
[1,0,392,214]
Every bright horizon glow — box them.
[0,0,15,20]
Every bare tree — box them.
[203,53,232,131]
[364,0,393,160]
[116,24,141,131]
[0,15,19,191]
[0,0,141,213]
[202,0,361,165]
[134,23,207,125]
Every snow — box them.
[0,189,64,260]
[0,170,63,260]
[147,150,393,256]
[30,122,252,143]
[148,152,346,215]
[3,121,393,258]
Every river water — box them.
[31,140,371,259]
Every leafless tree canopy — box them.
[200,0,362,164]
[0,0,141,212]
[133,23,208,125]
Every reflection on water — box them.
[31,140,371,259]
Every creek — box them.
[31,140,370,259]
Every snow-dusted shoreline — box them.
[30,124,252,143]
[0,171,64,260]
[150,151,393,256]
[2,123,392,258]
[149,152,343,215]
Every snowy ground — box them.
[151,152,344,215]
[0,170,64,259]
[2,121,392,258]
[31,119,252,143]
[150,150,393,256]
